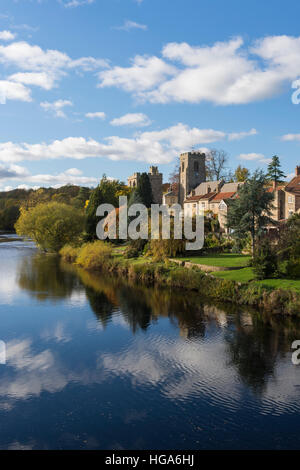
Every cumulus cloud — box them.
[0,39,108,101]
[85,111,106,119]
[0,30,16,41]
[0,124,256,165]
[0,80,31,102]
[228,128,257,141]
[110,112,151,127]
[98,55,176,93]
[0,164,98,188]
[60,0,95,7]
[281,133,300,142]
[99,35,300,105]
[114,20,147,32]
[238,153,271,164]
[40,99,73,118]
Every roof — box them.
[210,191,236,202]
[184,191,217,203]
[285,175,300,195]
[266,185,285,193]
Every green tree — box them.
[252,238,278,280]
[85,176,125,240]
[234,165,250,182]
[266,155,286,184]
[15,202,85,252]
[227,170,275,254]
[136,173,153,208]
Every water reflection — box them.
[0,239,299,449]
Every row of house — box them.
[163,166,300,233]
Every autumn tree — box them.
[234,165,250,182]
[206,148,229,180]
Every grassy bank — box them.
[60,242,300,317]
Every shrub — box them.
[60,245,78,263]
[252,239,278,280]
[285,259,300,279]
[76,241,113,270]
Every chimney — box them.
[296,166,300,176]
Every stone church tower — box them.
[178,151,206,205]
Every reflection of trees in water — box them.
[224,313,300,394]
[84,287,115,328]
[18,254,79,301]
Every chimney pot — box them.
[296,166,300,176]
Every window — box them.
[201,202,205,207]
[288,195,294,203]
[194,161,199,172]
[182,162,185,172]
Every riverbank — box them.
[60,242,300,316]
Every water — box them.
[0,234,299,450]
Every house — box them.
[284,166,300,218]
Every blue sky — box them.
[1,0,300,190]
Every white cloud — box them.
[99,35,300,105]
[110,112,151,127]
[0,163,98,187]
[281,133,300,142]
[60,0,95,7]
[0,39,108,101]
[9,72,56,90]
[114,20,147,32]
[40,99,73,118]
[0,30,16,41]
[238,152,271,164]
[0,124,256,165]
[98,55,176,93]
[0,80,31,102]
[228,128,257,141]
[85,111,106,119]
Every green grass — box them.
[213,267,300,292]
[212,267,255,282]
[177,253,251,268]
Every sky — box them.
[1,0,300,191]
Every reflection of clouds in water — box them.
[0,268,18,305]
[65,290,87,307]
[99,334,300,414]
[1,333,300,417]
[41,322,71,344]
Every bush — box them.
[76,241,113,270]
[15,202,85,252]
[252,239,278,280]
[60,245,78,263]
[285,259,300,279]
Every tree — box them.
[136,173,153,208]
[15,202,85,252]
[85,176,125,240]
[74,187,91,209]
[206,148,229,180]
[227,170,275,254]
[266,155,286,184]
[234,165,250,182]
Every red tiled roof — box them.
[184,191,216,203]
[285,175,300,194]
[210,191,236,201]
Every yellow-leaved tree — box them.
[15,202,85,252]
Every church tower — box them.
[178,151,206,205]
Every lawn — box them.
[177,253,251,268]
[213,267,300,293]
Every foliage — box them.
[227,169,275,254]
[59,245,79,263]
[85,176,126,240]
[136,173,153,208]
[252,238,278,280]
[76,241,113,270]
[234,165,250,182]
[285,259,300,279]
[15,202,85,252]
[0,185,84,231]
[266,155,286,184]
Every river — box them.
[0,234,299,450]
